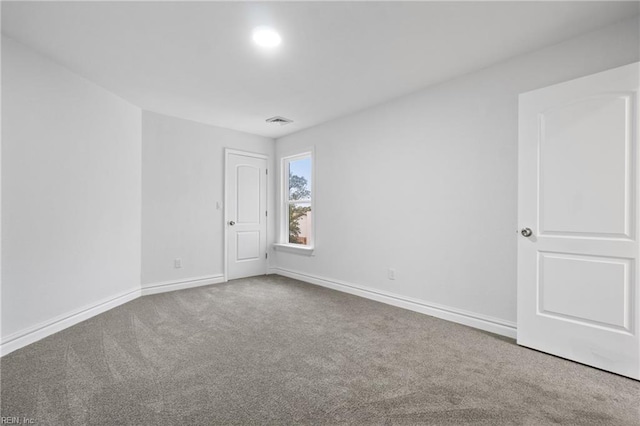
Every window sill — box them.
[273,243,315,256]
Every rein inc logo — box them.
[1,418,35,424]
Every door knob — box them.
[229,221,236,226]
[521,227,533,237]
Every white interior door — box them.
[518,62,640,380]
[226,150,268,280]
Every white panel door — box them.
[226,150,267,280]
[518,62,639,380]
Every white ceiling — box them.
[2,1,638,138]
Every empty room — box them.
[2,1,640,424]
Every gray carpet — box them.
[1,275,639,425]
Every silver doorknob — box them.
[521,228,533,237]
[229,221,236,226]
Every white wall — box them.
[142,111,274,289]
[1,37,142,344]
[274,17,640,332]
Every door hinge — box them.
[266,169,268,175]
[265,253,268,259]
[265,210,268,217]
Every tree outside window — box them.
[289,173,311,244]
[285,154,312,246]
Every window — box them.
[282,152,313,247]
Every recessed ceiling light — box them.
[252,27,281,48]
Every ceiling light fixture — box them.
[252,27,282,48]
[266,116,293,126]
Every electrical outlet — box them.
[174,258,182,269]
[388,268,396,280]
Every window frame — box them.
[275,150,315,254]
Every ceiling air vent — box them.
[266,116,293,126]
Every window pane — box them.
[289,202,311,245]
[288,157,312,201]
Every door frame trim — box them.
[224,148,269,282]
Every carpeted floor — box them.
[1,275,639,425]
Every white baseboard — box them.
[2,270,515,357]
[0,287,141,357]
[141,274,225,296]
[273,267,517,339]
[1,274,227,357]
